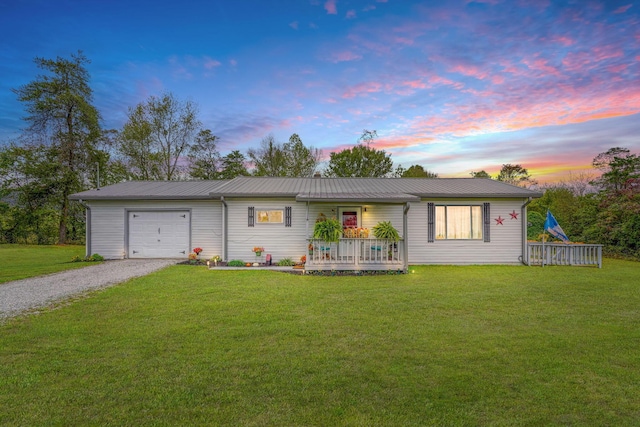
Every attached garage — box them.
[128,210,190,258]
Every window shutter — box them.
[483,203,490,242]
[285,206,292,227]
[427,202,435,243]
[248,206,255,227]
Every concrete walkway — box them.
[0,259,177,320]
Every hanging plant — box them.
[313,217,343,243]
[372,221,400,242]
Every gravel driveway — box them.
[0,259,177,320]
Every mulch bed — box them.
[177,260,406,275]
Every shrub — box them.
[277,258,295,266]
[227,260,246,267]
[70,255,82,263]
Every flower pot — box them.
[255,251,262,257]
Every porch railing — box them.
[527,242,602,268]
[307,238,404,271]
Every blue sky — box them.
[1,0,639,182]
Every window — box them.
[256,209,283,224]
[435,205,483,240]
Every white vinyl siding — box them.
[226,198,307,263]
[86,200,222,259]
[408,198,526,265]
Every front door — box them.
[338,207,361,260]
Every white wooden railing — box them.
[527,242,602,268]
[307,238,404,270]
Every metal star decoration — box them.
[510,210,519,220]
[495,216,504,225]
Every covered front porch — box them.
[306,238,405,271]
[298,191,418,273]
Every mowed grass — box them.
[1,261,639,426]
[0,244,88,284]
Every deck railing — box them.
[306,238,404,271]
[527,242,602,268]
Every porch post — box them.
[403,202,410,272]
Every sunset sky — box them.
[1,0,639,183]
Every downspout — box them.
[306,200,310,240]
[403,202,410,273]
[520,197,532,265]
[220,196,228,261]
[78,199,91,258]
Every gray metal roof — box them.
[296,192,421,203]
[70,177,542,201]
[209,177,543,199]
[69,180,230,200]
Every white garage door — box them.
[128,211,190,258]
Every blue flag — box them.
[544,210,569,243]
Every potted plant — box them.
[372,221,400,260]
[313,216,342,243]
[372,221,400,241]
[252,246,265,256]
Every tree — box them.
[119,93,200,180]
[248,134,288,177]
[591,147,640,191]
[470,170,491,179]
[0,143,65,244]
[325,144,394,177]
[219,150,249,179]
[325,130,394,177]
[496,164,536,187]
[248,133,321,177]
[188,129,220,180]
[557,171,597,197]
[401,164,438,178]
[11,51,101,244]
[282,133,322,177]
[358,129,378,145]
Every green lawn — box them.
[0,244,89,284]
[1,260,639,426]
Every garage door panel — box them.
[129,211,190,258]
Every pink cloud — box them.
[409,87,640,141]
[591,45,625,62]
[548,35,575,46]
[613,4,632,13]
[342,81,383,99]
[289,21,299,30]
[403,80,427,89]
[324,0,337,15]
[346,9,356,19]
[328,50,362,63]
[363,5,376,12]
[522,58,561,77]
[607,64,628,73]
[449,64,489,80]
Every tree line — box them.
[1,52,638,259]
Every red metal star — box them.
[495,216,504,225]
[510,210,519,220]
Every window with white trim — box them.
[435,205,483,240]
